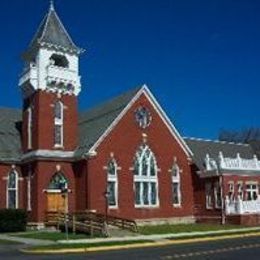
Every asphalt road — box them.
[1,235,260,259]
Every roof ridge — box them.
[184,136,250,146]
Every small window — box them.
[171,163,181,206]
[228,182,234,201]
[107,159,118,207]
[237,182,244,200]
[214,181,222,209]
[27,107,32,149]
[205,182,213,209]
[50,54,69,68]
[54,101,64,147]
[7,171,18,209]
[246,183,258,201]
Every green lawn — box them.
[0,239,21,245]
[29,240,153,251]
[12,231,96,241]
[138,224,247,235]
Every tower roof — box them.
[28,2,81,54]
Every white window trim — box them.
[245,181,258,201]
[170,164,182,207]
[54,101,64,148]
[228,181,235,201]
[106,159,119,209]
[237,181,244,200]
[133,145,159,208]
[27,107,32,149]
[6,170,19,209]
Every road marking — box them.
[161,243,260,259]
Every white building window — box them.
[7,171,18,209]
[133,145,158,207]
[237,182,244,200]
[27,107,32,149]
[214,181,222,209]
[54,101,64,147]
[205,182,213,209]
[228,182,234,201]
[107,159,118,208]
[246,183,258,201]
[171,163,181,206]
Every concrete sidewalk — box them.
[0,233,54,246]
[58,226,260,244]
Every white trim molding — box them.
[87,85,193,157]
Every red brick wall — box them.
[22,91,78,152]
[29,161,77,222]
[87,93,194,220]
[192,169,222,222]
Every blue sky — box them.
[0,0,259,139]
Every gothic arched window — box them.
[54,101,64,147]
[48,172,68,190]
[133,145,158,207]
[171,163,181,206]
[7,171,18,209]
[107,159,118,207]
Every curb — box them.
[21,231,260,255]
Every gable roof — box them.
[76,85,193,158]
[184,137,255,170]
[28,4,80,53]
[0,108,22,162]
[75,87,141,158]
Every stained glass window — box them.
[48,173,68,190]
[133,145,158,207]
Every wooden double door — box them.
[47,193,66,212]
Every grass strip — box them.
[11,232,96,241]
[0,239,21,245]
[138,224,249,235]
[28,240,153,251]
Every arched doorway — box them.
[46,172,68,213]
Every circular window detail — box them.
[134,106,152,129]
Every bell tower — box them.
[19,2,83,152]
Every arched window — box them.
[7,171,18,209]
[133,145,158,207]
[50,54,69,68]
[107,159,118,207]
[27,107,32,149]
[54,101,64,147]
[48,172,68,190]
[171,163,181,206]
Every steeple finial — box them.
[50,0,55,11]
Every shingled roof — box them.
[0,108,22,162]
[28,3,79,52]
[184,137,255,170]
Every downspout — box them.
[220,173,226,225]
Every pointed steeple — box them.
[28,1,81,54]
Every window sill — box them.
[134,205,160,209]
[53,145,64,150]
[173,204,182,208]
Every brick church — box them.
[0,3,259,227]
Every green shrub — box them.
[0,209,27,232]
